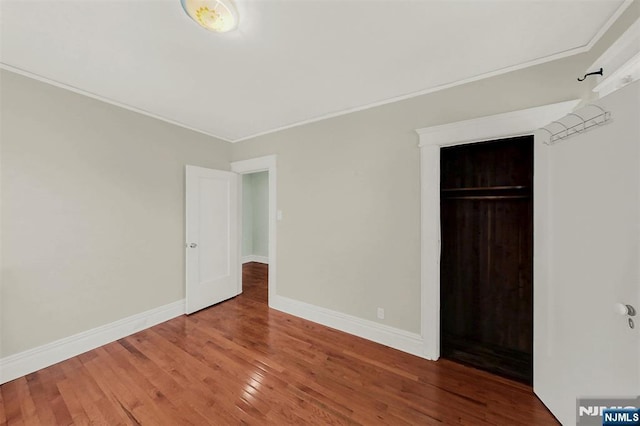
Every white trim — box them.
[582,0,634,52]
[229,53,596,144]
[270,295,425,359]
[231,155,277,307]
[593,52,640,97]
[590,17,640,98]
[0,300,185,385]
[231,155,426,359]
[231,155,277,173]
[416,100,581,147]
[0,63,233,143]
[230,1,630,144]
[2,1,628,145]
[242,255,269,264]
[415,100,578,361]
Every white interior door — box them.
[534,81,640,425]
[185,165,239,314]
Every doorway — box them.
[231,155,277,306]
[242,171,270,265]
[439,136,533,384]
[241,171,270,303]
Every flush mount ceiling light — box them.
[181,0,238,33]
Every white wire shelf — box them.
[540,104,612,145]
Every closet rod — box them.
[441,185,529,192]
[442,195,530,200]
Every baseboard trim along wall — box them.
[270,295,426,359]
[242,255,269,264]
[1,294,425,385]
[0,299,186,384]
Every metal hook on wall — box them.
[577,67,603,82]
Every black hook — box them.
[577,67,603,82]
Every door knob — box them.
[614,303,636,316]
[188,243,198,248]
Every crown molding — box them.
[0,63,233,144]
[2,0,631,144]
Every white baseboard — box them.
[269,295,427,359]
[242,255,269,264]
[1,295,427,385]
[0,300,185,384]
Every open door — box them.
[185,165,239,314]
[534,82,640,424]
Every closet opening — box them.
[439,135,533,384]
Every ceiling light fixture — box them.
[181,0,238,33]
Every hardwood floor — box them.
[1,263,558,425]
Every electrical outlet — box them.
[377,307,385,320]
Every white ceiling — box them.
[0,0,630,142]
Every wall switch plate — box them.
[377,307,385,320]
[277,210,283,221]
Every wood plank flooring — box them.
[1,263,559,425]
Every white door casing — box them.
[416,100,580,361]
[230,155,277,306]
[185,165,239,314]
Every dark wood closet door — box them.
[440,136,533,384]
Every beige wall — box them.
[242,174,254,257]
[0,70,231,357]
[231,4,640,333]
[1,2,637,358]
[242,171,269,258]
[252,172,269,258]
